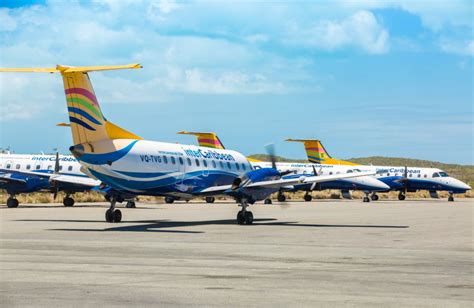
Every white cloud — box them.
[439,39,474,56]
[0,9,17,32]
[286,10,389,54]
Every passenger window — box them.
[68,166,73,171]
[16,164,20,169]
[6,163,11,169]
[387,173,390,176]
[424,174,427,178]
[235,162,240,170]
[220,161,224,168]
[409,174,412,177]
[242,163,246,171]
[203,160,208,167]
[26,164,31,170]
[163,156,168,164]
[212,161,217,168]
[171,156,176,164]
[187,158,192,166]
[47,165,52,170]
[179,157,184,165]
[59,165,63,171]
[433,173,440,178]
[417,174,421,178]
[195,159,200,167]
[36,165,40,170]
[227,162,231,169]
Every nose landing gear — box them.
[6,196,19,208]
[237,200,253,225]
[105,197,122,223]
[370,193,379,201]
[398,192,406,201]
[363,192,370,203]
[448,193,454,202]
[304,193,313,202]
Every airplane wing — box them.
[49,174,100,187]
[0,172,28,184]
[198,171,376,195]
[0,169,100,188]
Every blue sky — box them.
[0,0,472,164]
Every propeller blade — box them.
[54,152,60,173]
[312,165,318,176]
[264,143,277,170]
[404,166,408,179]
[52,181,59,200]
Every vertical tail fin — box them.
[285,139,358,165]
[0,64,142,145]
[177,131,225,149]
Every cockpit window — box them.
[432,172,440,178]
[439,172,449,177]
[347,170,353,173]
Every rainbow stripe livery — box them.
[177,131,225,149]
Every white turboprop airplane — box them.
[0,64,376,224]
[0,153,100,207]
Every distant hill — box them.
[247,154,474,185]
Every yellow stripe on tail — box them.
[177,131,225,149]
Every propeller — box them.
[264,143,292,208]
[52,152,60,200]
[265,143,277,170]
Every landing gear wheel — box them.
[277,194,286,202]
[6,197,19,208]
[105,209,114,222]
[165,196,175,204]
[264,198,272,205]
[63,197,75,207]
[363,197,370,203]
[205,197,215,204]
[126,201,136,208]
[244,211,254,225]
[304,194,313,202]
[113,209,122,222]
[448,195,454,202]
[371,194,379,201]
[398,193,406,201]
[237,211,245,225]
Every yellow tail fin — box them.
[177,131,225,149]
[0,64,142,145]
[286,139,358,165]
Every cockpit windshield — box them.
[439,172,449,177]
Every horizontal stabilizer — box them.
[0,63,142,74]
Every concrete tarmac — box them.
[0,199,473,307]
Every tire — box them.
[105,209,114,222]
[7,198,19,208]
[277,194,286,202]
[63,197,75,207]
[264,199,272,205]
[236,211,245,225]
[371,194,379,201]
[304,194,312,202]
[398,194,406,201]
[113,210,122,222]
[126,201,136,208]
[363,197,370,203]
[205,197,215,204]
[165,196,174,204]
[244,212,254,225]
[448,196,454,202]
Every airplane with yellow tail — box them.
[0,64,377,223]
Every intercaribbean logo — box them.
[183,149,235,161]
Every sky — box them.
[0,0,472,164]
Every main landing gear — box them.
[304,193,313,202]
[236,200,253,225]
[63,195,75,207]
[448,193,454,202]
[126,201,136,208]
[398,192,406,201]
[370,193,379,201]
[164,196,175,204]
[105,197,122,223]
[205,197,215,204]
[264,198,272,205]
[363,192,370,203]
[277,193,286,202]
[6,196,19,208]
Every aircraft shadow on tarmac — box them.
[15,218,409,233]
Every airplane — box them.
[177,131,390,203]
[0,64,377,224]
[0,152,101,207]
[286,139,472,202]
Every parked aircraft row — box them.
[0,64,470,225]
